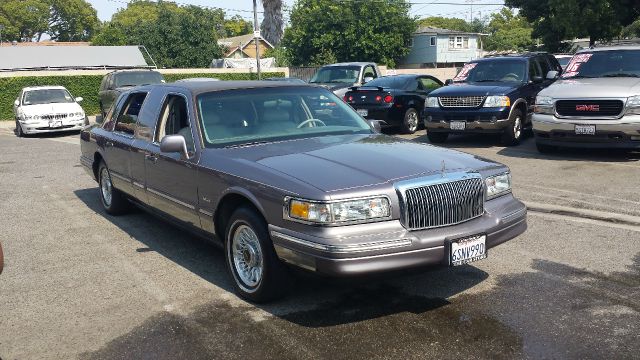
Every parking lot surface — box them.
[0,124,638,359]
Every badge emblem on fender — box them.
[441,160,446,177]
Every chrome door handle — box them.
[145,154,158,163]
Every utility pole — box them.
[253,0,261,80]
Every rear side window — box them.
[114,92,148,136]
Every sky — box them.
[88,0,506,24]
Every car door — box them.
[415,76,443,112]
[105,93,139,197]
[522,58,544,117]
[144,91,200,227]
[128,90,158,203]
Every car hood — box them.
[20,102,83,116]
[221,134,503,193]
[430,82,519,97]
[539,77,640,98]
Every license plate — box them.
[450,234,487,266]
[356,109,368,117]
[50,121,62,128]
[450,121,466,130]
[575,124,595,135]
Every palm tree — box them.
[260,0,283,46]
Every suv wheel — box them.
[401,108,419,134]
[501,109,523,146]
[225,207,291,303]
[427,131,448,143]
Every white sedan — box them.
[14,86,88,137]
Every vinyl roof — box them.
[0,45,150,71]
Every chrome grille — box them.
[41,114,68,120]
[401,177,484,230]
[438,96,485,108]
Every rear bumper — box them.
[424,107,511,133]
[269,194,527,276]
[533,114,640,149]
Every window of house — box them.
[430,36,436,46]
[449,36,469,49]
[408,38,414,47]
[463,37,469,48]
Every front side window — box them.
[114,92,147,136]
[23,89,74,105]
[529,59,542,80]
[156,94,194,153]
[418,77,442,91]
[197,87,372,148]
[309,66,360,84]
[561,49,640,78]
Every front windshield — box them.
[309,66,360,84]
[561,50,640,78]
[115,72,164,87]
[197,87,372,147]
[23,89,74,105]
[453,59,527,83]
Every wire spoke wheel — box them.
[100,168,113,207]
[232,225,264,288]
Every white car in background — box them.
[13,86,87,137]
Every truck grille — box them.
[402,177,484,230]
[41,114,68,120]
[438,96,485,108]
[555,100,624,117]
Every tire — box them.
[401,108,419,134]
[97,161,130,215]
[501,108,524,146]
[225,207,291,303]
[535,141,557,154]
[427,131,448,144]
[15,120,24,138]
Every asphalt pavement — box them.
[0,124,638,359]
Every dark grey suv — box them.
[98,69,164,118]
[80,81,527,302]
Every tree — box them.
[418,16,471,32]
[483,8,534,51]
[47,0,100,41]
[506,0,640,50]
[0,0,49,42]
[281,0,416,67]
[224,15,253,37]
[261,0,284,46]
[93,1,225,68]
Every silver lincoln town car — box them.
[80,81,527,302]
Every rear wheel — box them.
[15,120,24,137]
[401,108,419,134]
[501,109,523,146]
[225,207,291,303]
[98,161,130,215]
[427,131,448,144]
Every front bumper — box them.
[533,114,640,149]
[424,107,511,133]
[269,194,527,276]
[18,119,85,134]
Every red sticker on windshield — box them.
[562,54,593,78]
[453,63,477,81]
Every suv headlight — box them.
[287,197,391,224]
[483,96,510,108]
[426,97,439,108]
[627,95,640,115]
[485,173,511,199]
[534,96,554,114]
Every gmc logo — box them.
[575,104,600,112]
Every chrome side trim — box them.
[199,209,213,217]
[147,187,196,210]
[109,171,130,182]
[132,181,145,189]
[270,231,412,254]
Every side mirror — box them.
[444,79,453,86]
[531,76,543,83]
[14,99,19,107]
[363,76,374,84]
[160,135,189,159]
[546,70,559,80]
[75,97,83,103]
[367,120,383,133]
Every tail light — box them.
[375,95,382,102]
[384,95,393,103]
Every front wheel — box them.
[401,108,419,134]
[98,161,130,215]
[15,120,24,137]
[427,131,448,144]
[501,108,523,146]
[225,207,291,303]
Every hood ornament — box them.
[441,160,446,177]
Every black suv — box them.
[424,53,562,145]
[98,69,164,118]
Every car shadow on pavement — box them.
[412,131,506,149]
[74,187,490,327]
[494,144,640,163]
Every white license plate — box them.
[450,121,466,130]
[356,109,368,117]
[575,124,595,135]
[50,121,62,128]
[450,235,487,266]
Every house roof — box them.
[415,26,480,35]
[0,41,90,47]
[217,33,274,57]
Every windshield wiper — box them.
[602,73,640,78]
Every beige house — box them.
[217,34,273,59]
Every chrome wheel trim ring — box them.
[100,167,113,207]
[407,111,418,132]
[514,116,522,139]
[231,224,263,290]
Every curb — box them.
[524,201,640,227]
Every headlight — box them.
[287,197,391,224]
[425,97,439,108]
[627,95,640,115]
[485,173,511,199]
[483,96,510,108]
[534,96,554,114]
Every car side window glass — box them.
[529,60,541,80]
[406,79,419,91]
[114,93,147,136]
[537,57,551,78]
[103,95,126,131]
[419,77,441,91]
[156,94,195,153]
[363,66,377,79]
